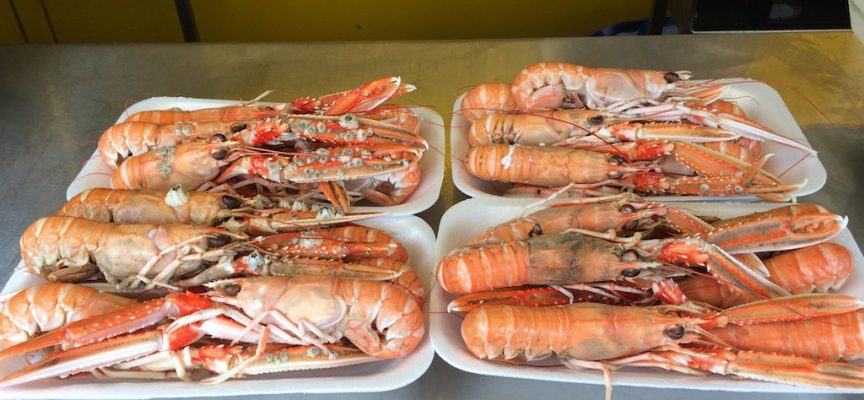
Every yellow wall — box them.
[11,0,53,43]
[2,0,653,43]
[2,0,183,43]
[0,1,24,43]
[193,0,653,41]
[44,0,184,43]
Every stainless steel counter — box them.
[1,32,863,399]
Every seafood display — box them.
[3,201,428,384]
[436,198,862,393]
[0,277,424,386]
[97,77,429,211]
[457,63,819,201]
[2,206,428,385]
[0,78,438,392]
[3,160,428,387]
[0,61,858,398]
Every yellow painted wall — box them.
[11,0,53,42]
[0,0,24,43]
[5,0,653,43]
[43,0,183,43]
[192,0,653,41]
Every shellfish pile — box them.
[459,63,815,201]
[437,194,863,393]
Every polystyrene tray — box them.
[450,80,827,201]
[0,215,436,398]
[68,97,445,215]
[431,198,864,393]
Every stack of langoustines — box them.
[439,61,864,394]
[459,62,815,202]
[438,195,861,391]
[97,76,428,211]
[0,79,430,387]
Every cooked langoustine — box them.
[449,241,852,312]
[20,216,243,287]
[678,243,853,308]
[436,230,786,299]
[357,257,425,300]
[699,204,847,253]
[459,63,813,158]
[360,104,423,134]
[469,198,847,251]
[464,142,797,201]
[446,203,848,312]
[460,83,518,122]
[460,295,864,390]
[465,194,703,246]
[467,108,741,147]
[20,216,414,290]
[0,283,134,350]
[109,140,423,209]
[99,110,426,168]
[59,188,376,235]
[510,62,726,112]
[19,217,387,290]
[98,120,232,167]
[101,77,427,210]
[0,276,425,386]
[465,103,766,169]
[462,84,771,162]
[124,77,413,124]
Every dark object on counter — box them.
[690,0,851,32]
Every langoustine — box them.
[464,142,797,201]
[436,229,787,299]
[123,76,413,124]
[444,203,847,312]
[99,77,427,210]
[460,295,864,392]
[459,63,816,204]
[677,243,853,308]
[0,276,425,385]
[19,216,413,290]
[110,140,423,210]
[59,188,379,235]
[99,109,425,167]
[0,283,134,350]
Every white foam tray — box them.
[68,97,445,215]
[451,80,827,201]
[1,215,436,398]
[431,198,864,393]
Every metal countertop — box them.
[1,32,863,399]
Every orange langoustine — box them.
[0,276,425,386]
[461,296,864,391]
